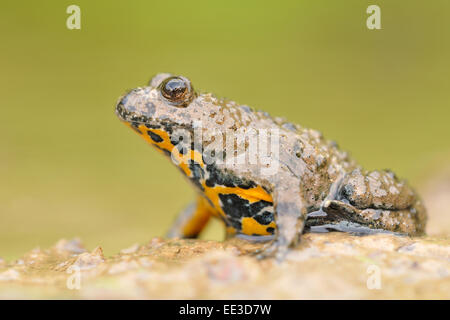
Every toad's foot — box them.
[253,238,291,262]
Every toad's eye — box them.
[159,76,194,107]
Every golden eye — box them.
[159,76,194,107]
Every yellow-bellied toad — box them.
[115,73,427,260]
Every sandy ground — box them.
[0,169,449,299]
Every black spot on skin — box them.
[169,131,196,154]
[191,141,199,153]
[218,194,273,234]
[157,121,191,135]
[170,135,181,146]
[266,227,275,234]
[205,164,256,189]
[219,194,249,219]
[253,211,274,225]
[228,219,242,231]
[147,131,163,143]
[237,180,256,190]
[205,166,221,187]
[188,161,205,191]
[162,123,175,134]
[145,123,161,130]
[250,201,273,216]
[189,161,204,179]
[219,194,272,220]
[202,150,226,166]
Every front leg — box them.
[166,196,215,238]
[257,184,307,261]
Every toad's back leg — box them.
[166,196,216,238]
[323,169,427,235]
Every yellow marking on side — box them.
[170,147,204,177]
[124,121,275,235]
[241,217,276,236]
[178,161,192,176]
[140,126,175,152]
[130,124,205,177]
[204,185,272,204]
[201,183,273,222]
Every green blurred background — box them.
[1,1,449,259]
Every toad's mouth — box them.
[115,85,161,124]
[115,87,159,125]
[115,100,153,125]
[116,100,194,138]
